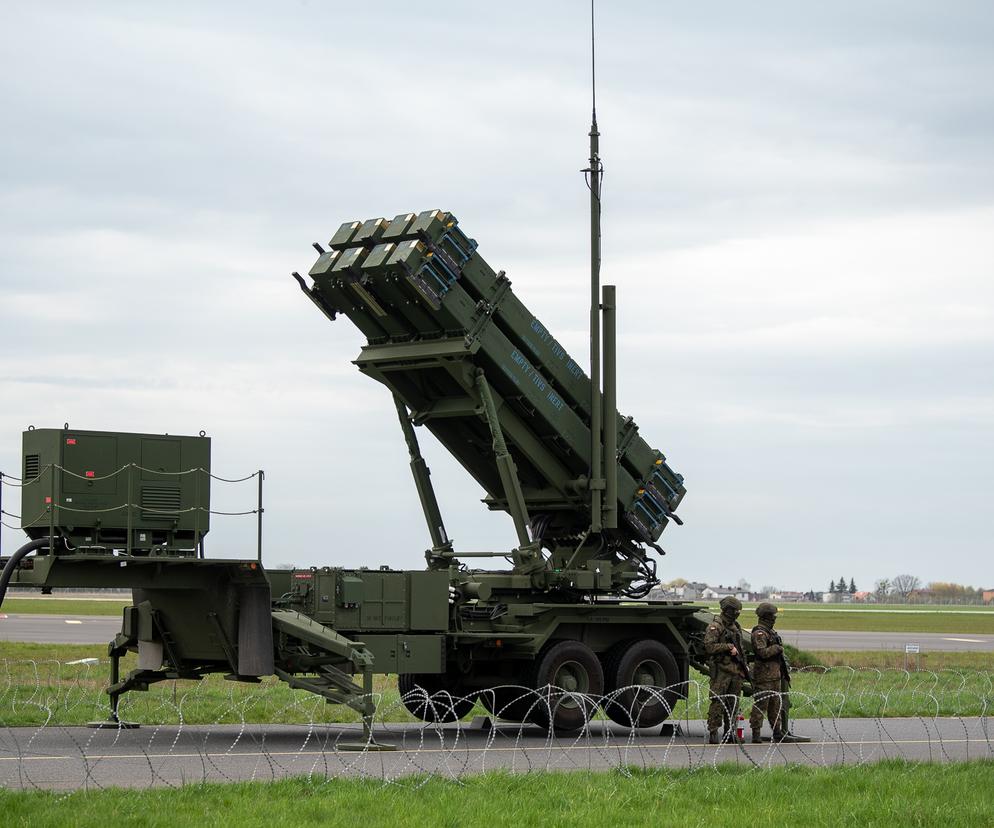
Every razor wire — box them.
[0,660,991,792]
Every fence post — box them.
[126,464,133,557]
[48,463,55,552]
[257,470,264,564]
[194,468,201,558]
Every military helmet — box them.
[756,601,778,618]
[719,596,742,613]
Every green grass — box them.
[1,644,991,727]
[809,650,994,670]
[1,597,127,616]
[1,762,993,826]
[700,602,994,634]
[731,602,994,613]
[777,611,994,634]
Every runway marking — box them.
[942,637,986,643]
[0,737,986,763]
[63,620,82,625]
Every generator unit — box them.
[20,427,211,554]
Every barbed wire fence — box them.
[0,660,992,791]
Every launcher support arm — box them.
[393,395,452,564]
[474,371,544,575]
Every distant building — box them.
[673,582,706,601]
[853,590,875,603]
[702,585,751,601]
[822,591,853,603]
[983,589,994,605]
[769,590,806,603]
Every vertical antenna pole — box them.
[602,284,618,529]
[588,0,603,532]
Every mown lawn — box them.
[775,611,994,634]
[1,597,127,616]
[1,762,993,827]
[1,644,991,727]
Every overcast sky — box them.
[1,2,992,592]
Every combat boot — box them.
[771,730,785,743]
[708,730,720,744]
[722,728,743,745]
[751,730,762,744]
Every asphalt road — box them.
[0,613,120,644]
[1,614,992,652]
[780,629,994,652]
[1,717,990,790]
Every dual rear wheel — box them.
[397,672,476,723]
[400,638,681,733]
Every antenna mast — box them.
[587,1,607,532]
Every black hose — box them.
[0,538,50,610]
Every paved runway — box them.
[779,629,994,652]
[1,717,990,789]
[0,614,991,652]
[0,613,120,644]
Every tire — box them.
[530,640,604,733]
[397,673,476,723]
[602,639,681,728]
[479,685,537,723]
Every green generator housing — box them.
[20,427,211,553]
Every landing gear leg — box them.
[87,636,139,729]
[338,668,395,751]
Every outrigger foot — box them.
[87,718,139,730]
[337,714,396,752]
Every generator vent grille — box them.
[141,486,181,520]
[23,454,40,481]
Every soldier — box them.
[704,595,748,744]
[749,602,785,743]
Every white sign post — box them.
[905,642,921,670]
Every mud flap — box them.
[238,584,274,676]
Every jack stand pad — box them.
[659,722,683,737]
[87,719,140,730]
[337,739,396,752]
[776,733,811,743]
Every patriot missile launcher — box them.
[1,70,717,737]
[1,210,709,736]
[294,208,685,599]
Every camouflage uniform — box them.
[704,596,747,741]
[749,603,785,741]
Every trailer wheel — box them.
[479,686,537,723]
[530,640,604,733]
[397,673,476,723]
[602,639,680,728]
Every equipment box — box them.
[20,427,210,553]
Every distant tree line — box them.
[871,575,989,604]
[817,575,989,604]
